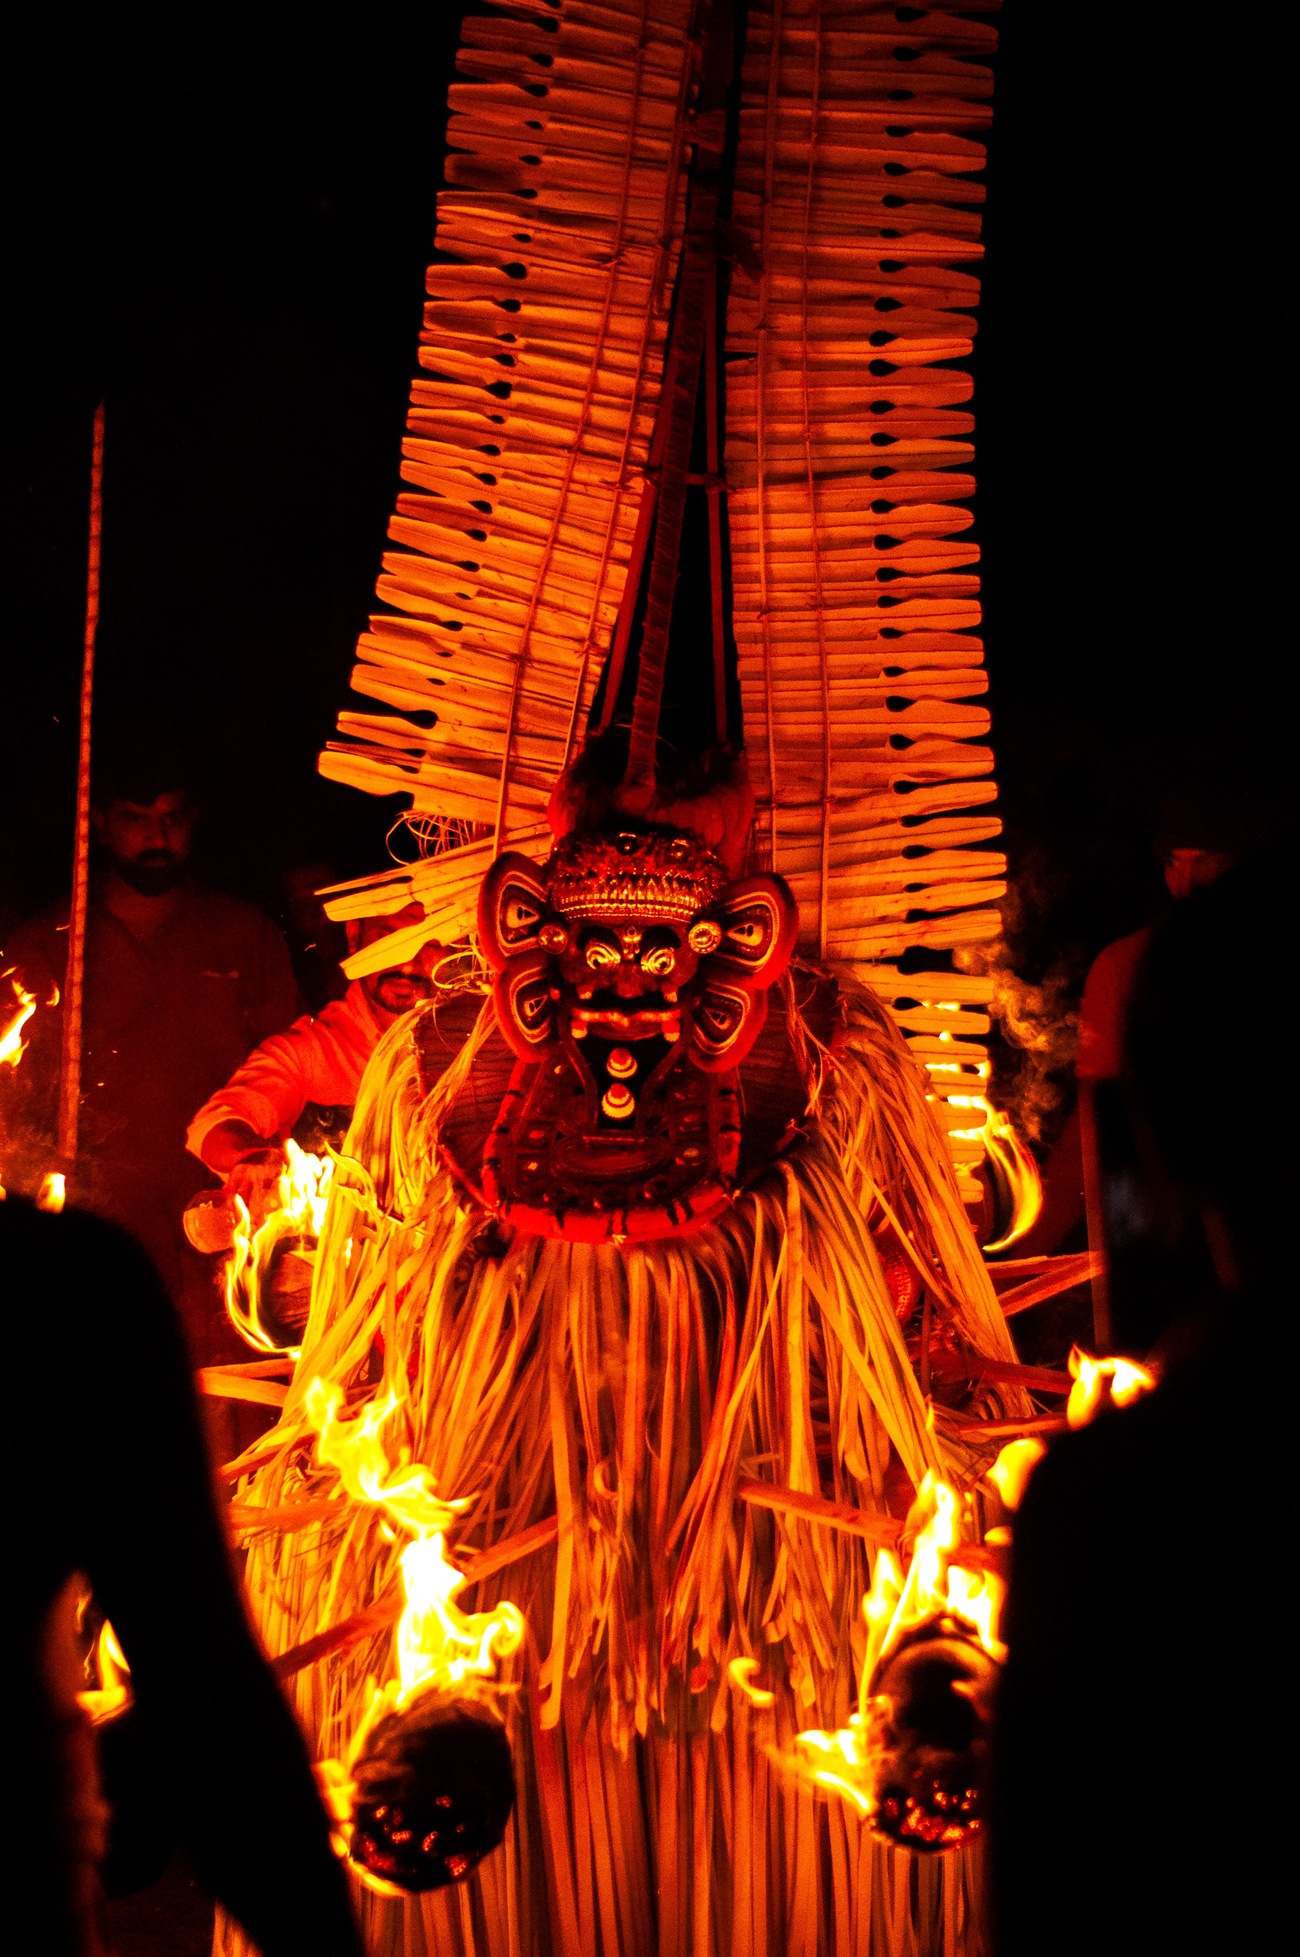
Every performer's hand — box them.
[225,1149,287,1230]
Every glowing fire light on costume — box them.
[727,1657,775,1708]
[783,1474,1005,1835]
[1066,1346,1157,1428]
[77,1616,132,1725]
[38,1171,66,1212]
[919,1002,1043,1247]
[225,1139,334,1354]
[0,973,37,1067]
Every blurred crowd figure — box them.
[993,858,1280,1953]
[5,1196,363,1957]
[1017,796,1252,1270]
[0,743,298,1367]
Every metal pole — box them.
[57,401,105,1166]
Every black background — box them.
[5,5,1289,1000]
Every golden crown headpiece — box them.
[546,827,726,926]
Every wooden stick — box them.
[1078,1083,1113,1349]
[951,1413,1065,1442]
[229,1497,343,1535]
[196,1368,289,1408]
[57,401,104,1165]
[268,1515,560,1680]
[994,1252,1099,1317]
[735,1477,901,1545]
[270,1594,401,1680]
[931,1355,1072,1395]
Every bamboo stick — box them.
[268,1515,560,1681]
[57,402,104,1166]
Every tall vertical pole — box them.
[57,402,105,1166]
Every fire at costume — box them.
[219,4,1026,1952]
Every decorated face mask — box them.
[467,824,797,1241]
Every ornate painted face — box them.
[471,825,797,1240]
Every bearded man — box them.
[1,747,298,1363]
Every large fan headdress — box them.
[321,0,1003,1195]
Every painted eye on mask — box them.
[584,937,621,971]
[639,943,676,978]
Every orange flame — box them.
[0,972,37,1068]
[77,1616,132,1725]
[1066,1346,1157,1429]
[726,1656,775,1708]
[225,1139,334,1354]
[785,1474,1004,1820]
[986,1436,1046,1511]
[980,1102,1043,1251]
[305,1378,524,1881]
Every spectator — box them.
[5,1196,363,1957]
[1015,794,1250,1276]
[0,743,299,1364]
[992,861,1281,1955]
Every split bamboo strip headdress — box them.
[319,0,1004,1194]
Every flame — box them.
[77,1616,132,1725]
[305,1378,524,1883]
[38,1171,66,1213]
[980,1102,1043,1251]
[0,972,37,1067]
[915,1002,1043,1246]
[225,1139,334,1354]
[727,1656,775,1708]
[785,1474,1005,1820]
[1066,1346,1157,1428]
[308,1379,523,1708]
[987,1436,1046,1511]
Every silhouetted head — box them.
[1124,856,1292,1297]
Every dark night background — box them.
[5,6,1289,1041]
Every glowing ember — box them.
[225,1139,334,1354]
[77,1615,132,1725]
[1066,1346,1157,1429]
[0,972,37,1068]
[784,1475,1004,1848]
[38,1171,66,1213]
[305,1379,523,1892]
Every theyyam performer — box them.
[219,4,1035,1952]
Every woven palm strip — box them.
[727,0,1003,1194]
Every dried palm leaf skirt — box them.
[219,977,1015,1955]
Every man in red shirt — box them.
[1,758,299,1365]
[186,902,443,1226]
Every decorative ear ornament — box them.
[478,853,554,970]
[492,950,556,1060]
[689,978,769,1073]
[710,875,799,989]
